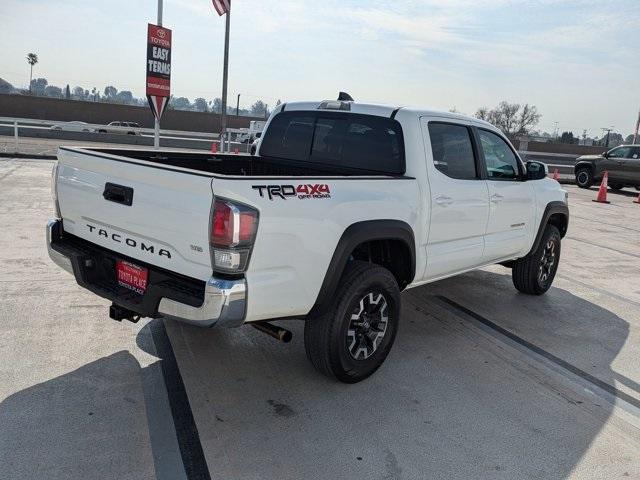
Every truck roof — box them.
[282,101,494,129]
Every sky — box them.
[2,0,639,137]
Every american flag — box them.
[212,0,230,16]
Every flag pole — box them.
[220,4,230,152]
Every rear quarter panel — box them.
[211,176,421,321]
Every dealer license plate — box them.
[116,260,148,295]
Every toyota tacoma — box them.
[48,97,569,383]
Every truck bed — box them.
[75,147,408,178]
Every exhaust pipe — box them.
[251,322,292,343]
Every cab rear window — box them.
[259,111,405,175]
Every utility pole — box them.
[154,0,163,150]
[553,121,559,140]
[633,109,640,145]
[220,4,231,152]
[236,94,240,116]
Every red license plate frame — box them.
[116,260,148,295]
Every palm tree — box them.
[26,53,38,94]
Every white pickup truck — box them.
[48,98,568,383]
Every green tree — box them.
[250,100,268,117]
[559,131,575,144]
[171,97,191,110]
[26,53,38,94]
[65,84,71,99]
[44,85,63,98]
[103,86,117,99]
[0,78,15,94]
[193,97,208,112]
[115,90,134,104]
[210,98,222,113]
[30,77,47,96]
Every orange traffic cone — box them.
[234,147,239,154]
[211,142,218,154]
[552,168,559,181]
[592,171,610,204]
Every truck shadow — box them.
[0,351,157,480]
[144,268,634,479]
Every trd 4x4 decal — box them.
[252,184,331,200]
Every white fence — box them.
[0,116,254,155]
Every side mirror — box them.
[526,161,548,180]
[602,151,609,158]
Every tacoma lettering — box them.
[85,224,171,259]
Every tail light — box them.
[51,162,61,218]
[210,197,259,273]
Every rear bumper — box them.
[46,218,246,327]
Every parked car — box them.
[49,121,94,133]
[48,98,568,383]
[97,121,141,135]
[574,144,640,189]
[250,131,262,155]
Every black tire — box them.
[304,261,400,383]
[512,225,561,295]
[575,168,593,188]
[609,183,624,191]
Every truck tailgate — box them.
[56,148,214,280]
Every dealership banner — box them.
[146,23,172,120]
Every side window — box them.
[608,147,631,158]
[632,147,640,159]
[427,123,477,180]
[478,130,521,180]
[259,113,315,161]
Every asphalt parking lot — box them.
[1,157,639,480]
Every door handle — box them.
[490,193,504,203]
[103,182,134,206]
[435,195,454,206]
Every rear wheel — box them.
[304,261,400,383]
[512,224,561,295]
[575,168,593,188]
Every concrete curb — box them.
[0,152,57,160]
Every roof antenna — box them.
[338,92,354,102]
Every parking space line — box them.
[556,274,640,309]
[149,320,212,480]
[434,295,640,419]
[566,236,640,259]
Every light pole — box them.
[236,94,240,116]
[220,4,231,151]
[154,0,163,150]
